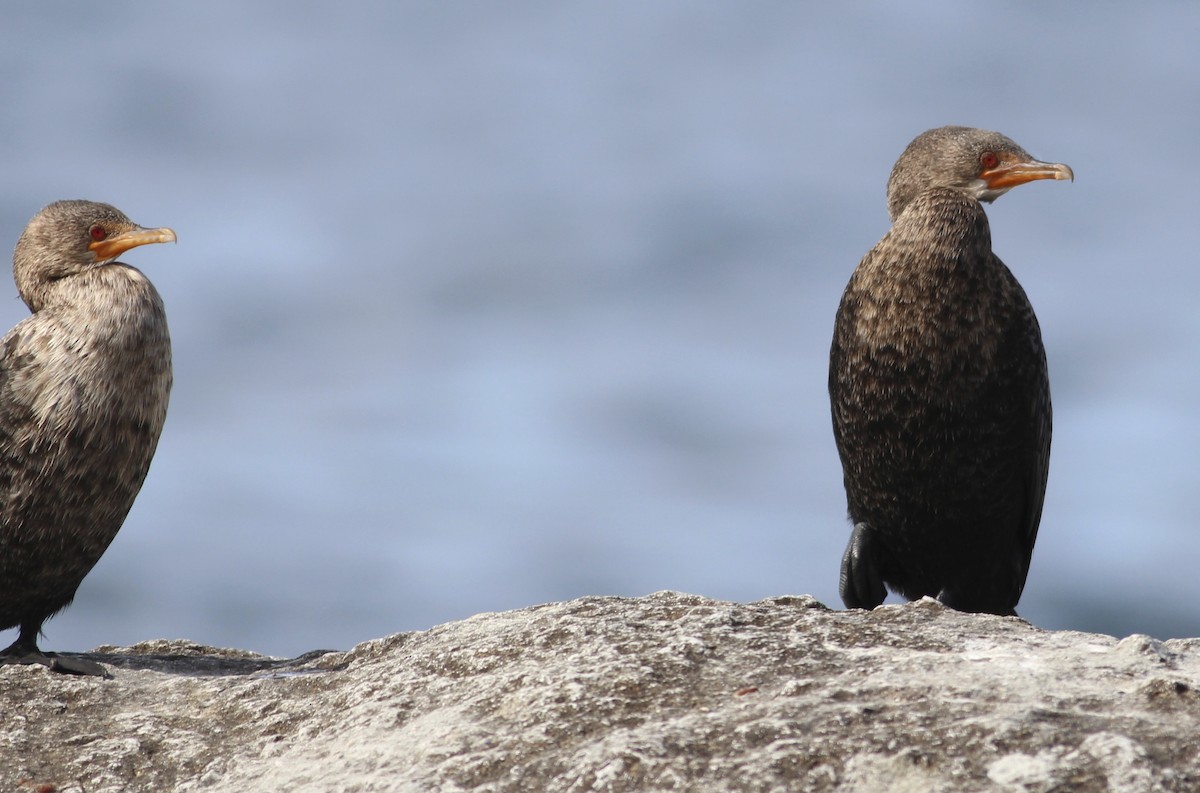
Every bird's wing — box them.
[0,324,35,524]
[828,260,871,467]
[1019,344,1052,592]
[0,318,52,459]
[1004,291,1052,608]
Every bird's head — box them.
[13,200,176,310]
[885,126,1073,220]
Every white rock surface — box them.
[3,592,1199,791]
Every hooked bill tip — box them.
[1053,163,1074,182]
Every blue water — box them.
[0,3,1196,657]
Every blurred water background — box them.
[0,3,1196,657]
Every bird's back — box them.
[830,188,1050,613]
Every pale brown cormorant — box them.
[830,126,1071,615]
[0,200,174,674]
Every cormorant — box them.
[830,126,1071,615]
[0,200,174,674]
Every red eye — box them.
[980,151,1000,170]
[89,225,107,241]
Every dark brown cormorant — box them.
[0,200,174,675]
[830,126,1071,615]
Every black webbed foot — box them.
[839,521,887,609]
[1,628,111,677]
[0,647,111,677]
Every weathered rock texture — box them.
[3,591,1199,792]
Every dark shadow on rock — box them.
[61,645,346,677]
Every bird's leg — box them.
[0,621,45,659]
[839,522,887,609]
[0,622,109,677]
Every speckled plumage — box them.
[0,200,174,672]
[830,127,1067,615]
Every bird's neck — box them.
[23,263,162,317]
[886,188,993,265]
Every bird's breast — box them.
[13,271,172,440]
[843,201,1017,365]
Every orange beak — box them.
[89,226,177,261]
[981,158,1074,190]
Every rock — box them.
[3,591,1199,791]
